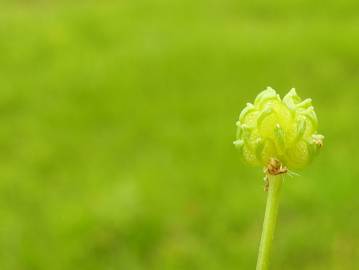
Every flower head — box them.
[234,87,324,170]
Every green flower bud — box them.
[234,87,324,170]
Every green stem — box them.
[256,174,283,270]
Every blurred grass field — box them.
[0,1,359,269]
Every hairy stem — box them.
[256,174,283,270]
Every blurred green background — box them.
[0,1,358,269]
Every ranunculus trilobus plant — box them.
[234,87,324,270]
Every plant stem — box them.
[256,174,283,270]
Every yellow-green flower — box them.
[234,87,324,170]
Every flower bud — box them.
[234,87,324,170]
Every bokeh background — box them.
[1,1,358,269]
